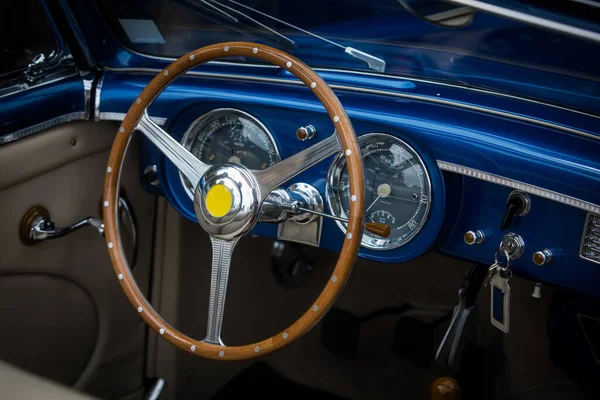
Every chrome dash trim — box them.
[98,112,166,126]
[101,67,600,142]
[0,112,87,145]
[83,75,93,120]
[94,72,105,121]
[437,160,600,214]
[329,85,600,141]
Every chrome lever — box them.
[20,196,138,267]
[261,191,390,238]
[293,205,391,238]
[30,214,105,242]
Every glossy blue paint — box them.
[100,72,600,205]
[99,70,600,298]
[68,0,600,114]
[0,75,85,137]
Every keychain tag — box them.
[490,272,511,333]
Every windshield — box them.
[97,0,600,113]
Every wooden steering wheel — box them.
[103,42,365,360]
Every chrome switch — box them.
[533,249,553,266]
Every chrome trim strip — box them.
[104,65,600,121]
[448,0,600,44]
[100,67,600,141]
[437,160,600,214]
[83,75,93,120]
[328,85,599,141]
[0,112,86,145]
[94,72,105,121]
[316,67,600,120]
[98,112,166,126]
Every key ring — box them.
[494,248,511,271]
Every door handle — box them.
[19,195,139,268]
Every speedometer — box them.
[326,133,432,250]
[180,108,280,197]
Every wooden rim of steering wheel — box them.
[103,42,364,360]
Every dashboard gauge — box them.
[326,133,432,250]
[180,108,280,197]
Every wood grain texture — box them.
[103,42,364,360]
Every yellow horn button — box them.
[205,184,233,218]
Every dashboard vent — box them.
[580,213,600,264]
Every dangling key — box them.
[484,262,502,287]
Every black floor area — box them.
[211,362,349,400]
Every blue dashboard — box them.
[97,66,600,298]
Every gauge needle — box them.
[365,195,381,214]
[228,124,240,134]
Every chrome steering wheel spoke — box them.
[203,236,239,346]
[136,112,209,186]
[253,134,341,199]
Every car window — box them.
[0,0,59,76]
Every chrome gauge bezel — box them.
[326,133,432,250]
[179,108,281,199]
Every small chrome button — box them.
[533,249,553,266]
[296,125,316,141]
[464,230,484,245]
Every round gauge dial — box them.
[180,108,280,197]
[327,133,432,250]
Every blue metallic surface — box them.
[441,176,597,296]
[98,70,600,298]
[0,75,85,136]
[68,0,600,114]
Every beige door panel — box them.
[0,122,155,400]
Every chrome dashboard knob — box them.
[296,125,316,141]
[533,249,553,266]
[464,230,484,245]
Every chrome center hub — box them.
[194,164,261,240]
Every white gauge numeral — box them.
[413,165,424,176]
[420,194,428,204]
[408,220,418,230]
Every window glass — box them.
[0,0,59,76]
[95,0,600,113]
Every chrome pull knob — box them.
[296,125,316,141]
[464,230,484,245]
[533,249,553,266]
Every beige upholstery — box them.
[0,360,96,399]
[0,121,155,399]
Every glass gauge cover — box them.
[327,133,432,250]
